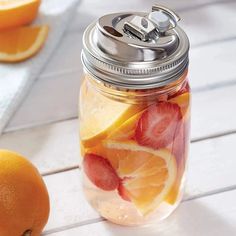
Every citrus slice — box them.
[0,25,49,62]
[80,80,145,148]
[169,92,190,117]
[108,109,145,141]
[0,0,41,30]
[89,140,177,215]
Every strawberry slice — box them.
[83,154,120,191]
[135,102,182,149]
[118,179,131,202]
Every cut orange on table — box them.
[0,0,41,30]
[88,140,177,215]
[0,25,49,62]
[80,80,146,148]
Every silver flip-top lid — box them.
[82,5,190,89]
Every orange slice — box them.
[79,80,145,148]
[0,25,49,62]
[108,109,145,141]
[0,0,41,30]
[169,92,190,118]
[90,140,177,215]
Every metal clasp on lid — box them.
[124,5,181,41]
[152,5,181,31]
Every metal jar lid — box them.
[81,5,190,89]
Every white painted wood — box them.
[0,120,80,174]
[189,39,236,91]
[43,170,100,233]
[6,71,82,131]
[46,190,236,236]
[191,84,236,140]
[187,133,236,197]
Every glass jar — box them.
[79,5,190,226]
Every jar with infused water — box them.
[79,5,190,226]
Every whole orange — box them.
[0,150,50,236]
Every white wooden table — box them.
[1,0,236,235]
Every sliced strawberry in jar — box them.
[83,153,120,191]
[118,181,131,202]
[135,102,182,149]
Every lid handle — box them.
[124,5,181,41]
[152,4,181,31]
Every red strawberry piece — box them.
[135,102,182,149]
[168,119,190,179]
[83,154,120,191]
[118,180,131,202]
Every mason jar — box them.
[79,5,190,226]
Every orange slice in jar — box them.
[169,92,190,118]
[79,80,145,148]
[89,140,177,215]
[108,109,145,141]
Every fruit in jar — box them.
[80,80,145,148]
[135,102,182,150]
[165,119,190,204]
[169,92,190,117]
[0,25,49,62]
[83,153,120,191]
[0,150,50,236]
[86,140,177,215]
[108,109,145,141]
[0,0,41,30]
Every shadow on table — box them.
[103,198,236,236]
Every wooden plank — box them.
[191,84,236,140]
[0,119,80,175]
[43,170,100,233]
[45,189,236,236]
[6,70,82,131]
[189,39,236,91]
[187,133,236,197]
